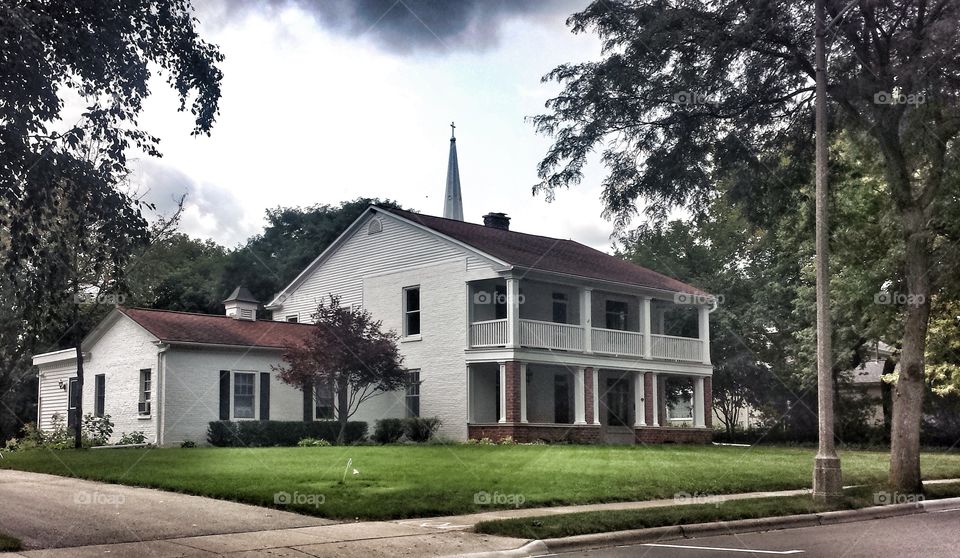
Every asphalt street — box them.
[555,507,960,558]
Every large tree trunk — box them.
[73,344,84,449]
[889,207,931,493]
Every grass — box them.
[0,533,22,552]
[476,482,960,539]
[1,445,959,520]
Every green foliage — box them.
[403,417,442,443]
[117,431,147,445]
[180,440,197,448]
[207,420,368,447]
[126,234,230,314]
[81,414,114,447]
[373,419,405,444]
[297,437,332,447]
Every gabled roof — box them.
[118,307,311,349]
[382,207,707,295]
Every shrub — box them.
[373,418,405,444]
[206,421,368,447]
[82,414,114,446]
[297,437,332,447]
[117,431,147,445]
[45,413,72,449]
[180,440,197,448]
[402,417,442,443]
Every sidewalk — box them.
[3,477,958,558]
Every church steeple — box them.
[443,122,464,221]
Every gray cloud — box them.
[198,0,584,53]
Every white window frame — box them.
[402,285,422,340]
[138,369,152,418]
[314,381,335,420]
[231,371,259,421]
[405,370,421,418]
[285,314,299,323]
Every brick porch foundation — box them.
[468,424,712,444]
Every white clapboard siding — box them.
[38,364,75,430]
[273,212,496,321]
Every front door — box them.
[605,377,630,427]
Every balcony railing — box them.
[592,327,643,356]
[520,319,584,351]
[467,320,705,364]
[651,333,703,362]
[470,319,508,347]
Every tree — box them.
[274,295,407,444]
[0,2,223,446]
[535,0,960,492]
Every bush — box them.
[373,418,405,444]
[82,414,114,446]
[206,420,368,447]
[297,437,332,447]
[117,431,147,445]
[403,417,442,443]
[180,440,197,448]
[44,413,72,449]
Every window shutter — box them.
[219,370,230,420]
[302,382,313,422]
[260,373,270,421]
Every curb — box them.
[469,496,960,557]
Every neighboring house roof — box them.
[119,307,312,349]
[852,359,885,385]
[382,207,708,295]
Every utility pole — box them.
[813,0,842,503]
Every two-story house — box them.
[32,132,716,445]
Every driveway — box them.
[0,469,334,549]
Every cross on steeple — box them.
[450,121,456,140]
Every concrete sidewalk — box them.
[2,470,957,558]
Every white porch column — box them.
[520,363,528,423]
[693,376,706,427]
[498,362,507,423]
[633,372,646,427]
[574,367,586,424]
[592,369,600,424]
[698,304,711,364]
[506,277,521,348]
[641,296,652,359]
[580,287,593,353]
[651,373,660,426]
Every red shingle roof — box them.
[383,208,706,295]
[120,307,312,349]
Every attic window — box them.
[240,308,254,320]
[368,218,383,235]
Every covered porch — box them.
[466,360,713,444]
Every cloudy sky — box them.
[131,0,624,251]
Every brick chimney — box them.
[482,212,510,231]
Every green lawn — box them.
[0,533,22,552]
[2,445,959,520]
[476,483,960,539]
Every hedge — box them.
[207,420,368,447]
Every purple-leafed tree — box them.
[274,295,407,444]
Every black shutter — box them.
[259,372,270,421]
[219,370,230,420]
[302,382,313,422]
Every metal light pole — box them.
[812,0,843,503]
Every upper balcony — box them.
[467,277,711,365]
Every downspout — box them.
[156,343,169,446]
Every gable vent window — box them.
[403,286,421,337]
[240,308,254,320]
[286,315,298,323]
[368,218,383,234]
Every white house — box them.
[33,132,717,445]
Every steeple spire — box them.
[443,121,464,221]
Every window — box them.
[233,372,255,419]
[552,292,568,323]
[494,284,507,320]
[403,286,421,336]
[94,374,105,418]
[315,382,334,420]
[285,315,298,323]
[67,378,80,428]
[605,300,629,331]
[138,369,152,416]
[405,370,421,417]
